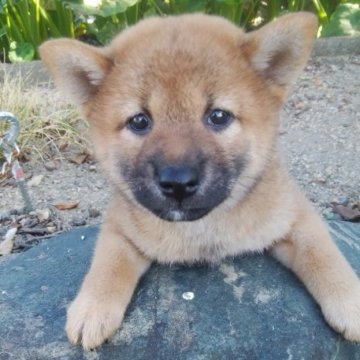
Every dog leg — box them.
[65,219,151,350]
[270,201,360,341]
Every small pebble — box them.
[323,208,341,221]
[28,174,44,187]
[323,208,335,220]
[95,182,103,189]
[312,177,327,185]
[47,226,57,233]
[337,196,349,206]
[88,208,100,218]
[44,160,58,171]
[19,218,30,227]
[70,217,86,227]
[36,208,50,222]
[10,209,21,216]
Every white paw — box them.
[65,291,125,350]
[321,287,360,342]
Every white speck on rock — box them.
[254,288,280,304]
[182,291,194,300]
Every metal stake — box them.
[1,112,34,212]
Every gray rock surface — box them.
[312,36,360,57]
[1,221,360,359]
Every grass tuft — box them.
[0,67,88,163]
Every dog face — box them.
[40,13,317,222]
[96,19,272,222]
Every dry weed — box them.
[0,67,88,162]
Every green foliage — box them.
[65,0,139,17]
[321,3,360,37]
[64,0,147,45]
[9,41,35,62]
[0,0,74,62]
[0,0,356,62]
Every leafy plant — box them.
[0,0,75,62]
[0,0,356,62]
[64,0,157,45]
[8,41,35,62]
[65,0,346,46]
[321,3,360,37]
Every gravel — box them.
[280,55,359,210]
[0,54,359,250]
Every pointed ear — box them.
[39,39,112,105]
[241,12,318,90]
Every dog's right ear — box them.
[39,39,112,105]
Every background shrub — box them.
[0,0,359,62]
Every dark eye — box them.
[206,109,232,129]
[127,113,152,134]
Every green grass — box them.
[0,0,74,62]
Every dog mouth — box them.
[121,154,246,222]
[151,207,212,222]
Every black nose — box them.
[157,166,199,201]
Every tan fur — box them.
[39,12,360,350]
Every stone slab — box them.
[312,36,360,56]
[0,221,360,359]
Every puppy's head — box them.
[40,13,317,221]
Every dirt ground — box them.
[0,54,359,252]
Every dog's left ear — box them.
[241,12,317,91]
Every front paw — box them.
[65,291,125,350]
[322,287,360,342]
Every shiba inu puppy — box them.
[39,12,360,350]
